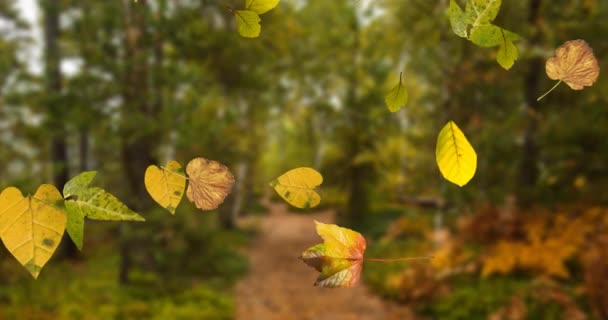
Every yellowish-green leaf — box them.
[448,0,468,38]
[270,167,322,209]
[145,160,186,214]
[0,185,66,279]
[236,10,261,38]
[62,171,144,249]
[497,39,518,70]
[246,0,280,15]
[466,0,501,26]
[436,121,477,187]
[384,73,408,112]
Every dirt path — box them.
[235,201,415,320]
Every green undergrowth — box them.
[0,206,252,320]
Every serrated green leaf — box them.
[448,0,468,38]
[235,10,261,38]
[497,39,518,70]
[466,0,501,26]
[64,202,85,250]
[246,0,280,15]
[65,187,144,222]
[469,24,503,47]
[63,171,97,198]
[384,73,408,112]
[436,121,477,187]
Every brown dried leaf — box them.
[185,157,235,210]
[546,39,599,90]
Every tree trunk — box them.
[119,0,157,284]
[518,0,543,206]
[42,0,78,258]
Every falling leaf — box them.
[185,157,235,210]
[144,160,186,214]
[246,0,280,14]
[270,167,322,209]
[235,10,261,38]
[0,185,66,278]
[538,39,599,100]
[384,72,408,112]
[496,36,518,70]
[466,0,502,26]
[300,221,366,287]
[436,121,477,186]
[447,0,521,69]
[447,0,468,38]
[469,25,519,70]
[63,171,145,250]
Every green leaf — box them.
[384,73,408,112]
[63,171,97,198]
[448,0,468,38]
[436,121,477,187]
[466,0,501,26]
[469,24,502,47]
[64,187,145,221]
[470,24,519,47]
[497,38,518,70]
[246,0,280,15]
[235,10,261,38]
[62,171,144,250]
[64,202,85,250]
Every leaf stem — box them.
[399,71,403,84]
[537,80,562,101]
[363,256,432,262]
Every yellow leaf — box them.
[0,185,66,279]
[436,121,477,186]
[271,167,322,209]
[235,10,261,38]
[185,157,235,210]
[144,160,187,214]
[384,72,408,112]
[246,0,280,14]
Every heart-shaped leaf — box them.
[185,157,235,210]
[0,185,66,278]
[145,160,186,214]
[270,167,322,209]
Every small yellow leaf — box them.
[145,160,187,214]
[271,167,322,209]
[246,0,280,15]
[436,121,477,187]
[546,39,599,90]
[0,185,66,279]
[185,157,235,211]
[235,10,261,38]
[384,72,408,112]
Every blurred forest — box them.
[1,0,607,319]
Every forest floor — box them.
[235,200,416,320]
